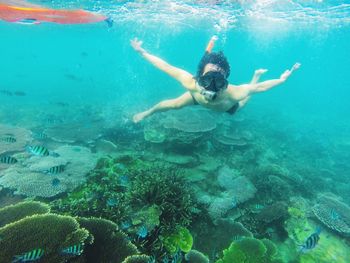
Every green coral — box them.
[0,201,50,228]
[127,164,194,231]
[216,237,281,263]
[285,214,350,263]
[163,227,193,254]
[122,255,151,263]
[185,250,210,263]
[288,206,305,219]
[131,205,161,233]
[52,156,195,260]
[77,217,138,263]
[0,214,90,263]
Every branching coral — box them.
[127,165,194,231]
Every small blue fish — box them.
[330,208,340,221]
[161,255,170,263]
[171,249,182,263]
[61,244,84,256]
[118,175,129,187]
[148,256,156,263]
[300,227,321,253]
[106,198,118,207]
[137,225,148,239]
[51,178,61,187]
[231,196,238,209]
[12,248,44,263]
[121,221,131,230]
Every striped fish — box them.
[47,164,65,174]
[34,132,48,140]
[1,136,16,143]
[61,244,84,256]
[0,156,18,164]
[27,146,49,157]
[300,228,321,252]
[12,248,44,263]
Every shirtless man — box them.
[131,36,300,123]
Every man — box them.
[131,36,300,123]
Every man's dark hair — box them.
[196,51,230,79]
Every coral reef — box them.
[221,176,257,204]
[162,227,193,254]
[208,192,236,220]
[217,165,241,188]
[127,163,194,231]
[161,108,217,133]
[0,145,98,197]
[122,255,151,263]
[0,201,146,263]
[0,201,50,227]
[44,118,104,143]
[0,213,90,263]
[77,217,139,263]
[285,211,350,263]
[193,219,254,260]
[213,121,253,149]
[215,237,280,263]
[312,195,350,235]
[185,250,210,263]
[256,202,289,224]
[53,156,195,260]
[0,124,32,155]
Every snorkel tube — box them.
[205,35,218,54]
[199,35,221,100]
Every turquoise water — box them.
[1,1,350,262]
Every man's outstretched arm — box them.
[130,38,194,90]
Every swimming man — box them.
[131,36,300,123]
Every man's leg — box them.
[133,92,195,123]
[238,69,268,110]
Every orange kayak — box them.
[0,3,112,25]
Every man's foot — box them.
[291,62,301,72]
[133,111,148,123]
[255,68,268,77]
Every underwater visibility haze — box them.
[0,0,350,262]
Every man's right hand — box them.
[130,38,145,54]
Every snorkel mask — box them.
[198,71,228,100]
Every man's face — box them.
[199,63,228,92]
